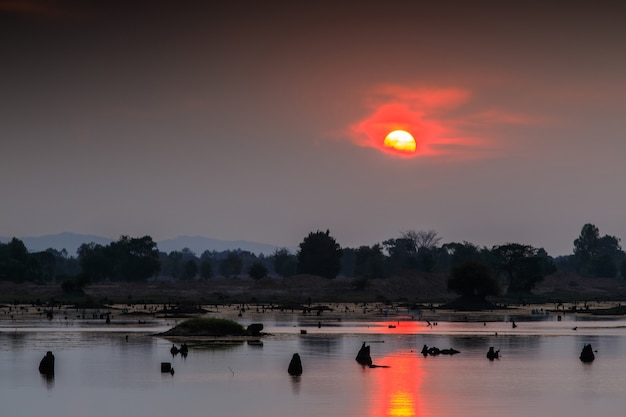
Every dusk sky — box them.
[2,0,626,256]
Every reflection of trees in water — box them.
[41,373,54,390]
[4,332,27,351]
[298,336,341,355]
[418,335,544,354]
[290,375,301,395]
[188,340,245,352]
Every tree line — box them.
[1,223,625,295]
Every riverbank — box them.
[2,297,625,329]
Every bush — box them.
[165,318,246,336]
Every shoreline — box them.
[1,300,624,327]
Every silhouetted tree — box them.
[574,223,623,277]
[77,243,111,281]
[401,229,441,251]
[272,248,297,277]
[490,243,552,293]
[416,247,437,272]
[382,237,417,272]
[77,236,160,282]
[0,238,42,282]
[199,259,213,279]
[354,244,386,279]
[181,259,198,280]
[248,261,268,280]
[297,230,342,279]
[219,251,243,278]
[32,251,55,282]
[448,261,500,298]
[442,242,483,269]
[108,236,161,281]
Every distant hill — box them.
[156,235,283,255]
[0,232,112,255]
[0,233,285,256]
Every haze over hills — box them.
[0,232,286,256]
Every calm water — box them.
[1,313,626,417]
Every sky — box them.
[2,0,626,256]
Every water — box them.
[1,314,626,417]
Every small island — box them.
[159,317,262,339]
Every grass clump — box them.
[164,317,246,336]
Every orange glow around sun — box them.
[348,85,488,159]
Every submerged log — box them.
[38,351,55,376]
[486,347,500,360]
[579,344,595,363]
[356,342,373,366]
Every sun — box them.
[384,130,416,153]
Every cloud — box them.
[348,85,534,160]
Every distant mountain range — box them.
[0,232,285,256]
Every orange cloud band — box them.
[349,86,484,159]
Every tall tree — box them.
[248,261,268,280]
[401,229,442,251]
[0,238,42,282]
[109,236,161,281]
[199,260,213,279]
[297,230,342,279]
[573,223,600,273]
[573,223,623,277]
[219,251,243,278]
[382,237,418,272]
[77,243,111,281]
[78,236,160,282]
[181,259,198,280]
[270,249,293,273]
[491,243,551,294]
[442,242,483,269]
[354,244,386,279]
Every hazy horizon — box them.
[2,1,626,258]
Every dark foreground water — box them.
[1,315,626,417]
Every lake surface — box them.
[1,312,626,417]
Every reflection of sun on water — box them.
[368,354,423,417]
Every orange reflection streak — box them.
[367,353,424,417]
[365,321,428,335]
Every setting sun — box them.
[384,130,416,153]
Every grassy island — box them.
[161,317,247,337]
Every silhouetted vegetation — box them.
[1,223,624,302]
[448,261,501,298]
[248,261,268,280]
[77,235,160,282]
[297,230,342,279]
[162,317,246,336]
